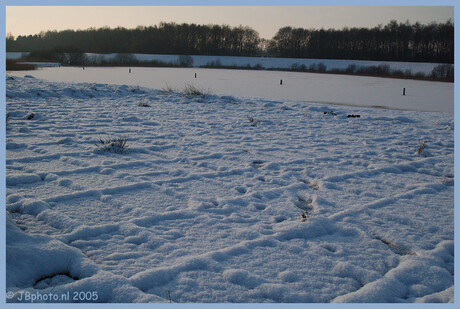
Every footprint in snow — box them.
[100,168,115,175]
[33,148,48,154]
[322,244,338,253]
[235,186,247,194]
[302,179,320,190]
[253,203,266,211]
[251,161,265,169]
[100,195,113,202]
[58,178,73,187]
[56,137,73,145]
[274,216,287,223]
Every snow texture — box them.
[5,74,454,303]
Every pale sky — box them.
[6,6,454,39]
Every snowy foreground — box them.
[5,75,454,303]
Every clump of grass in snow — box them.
[417,140,427,156]
[160,84,177,94]
[130,86,142,93]
[301,212,309,222]
[95,136,129,154]
[137,96,150,107]
[248,116,260,127]
[160,83,211,99]
[181,83,211,98]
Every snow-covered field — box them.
[5,74,454,303]
[6,52,444,75]
[87,53,443,74]
[5,52,26,60]
[8,67,454,113]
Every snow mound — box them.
[6,213,166,302]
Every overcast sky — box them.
[6,6,454,39]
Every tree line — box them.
[7,23,259,57]
[6,20,453,63]
[268,20,453,63]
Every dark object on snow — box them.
[301,212,308,222]
[280,79,283,85]
[403,88,406,95]
[347,114,361,118]
[323,111,337,116]
[248,116,260,127]
[27,113,35,120]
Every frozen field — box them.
[8,67,454,113]
[5,75,454,303]
[6,52,444,75]
[88,53,443,74]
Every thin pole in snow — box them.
[403,88,406,95]
[195,73,197,78]
[129,68,131,73]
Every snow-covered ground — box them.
[6,52,444,75]
[6,52,25,60]
[8,67,454,113]
[17,62,61,68]
[5,75,454,303]
[88,53,443,74]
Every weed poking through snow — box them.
[95,136,129,154]
[417,140,427,156]
[248,116,260,127]
[137,96,150,107]
[301,211,309,222]
[160,83,177,94]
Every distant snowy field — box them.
[8,67,453,113]
[6,52,444,75]
[5,75,454,303]
[88,53,443,74]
